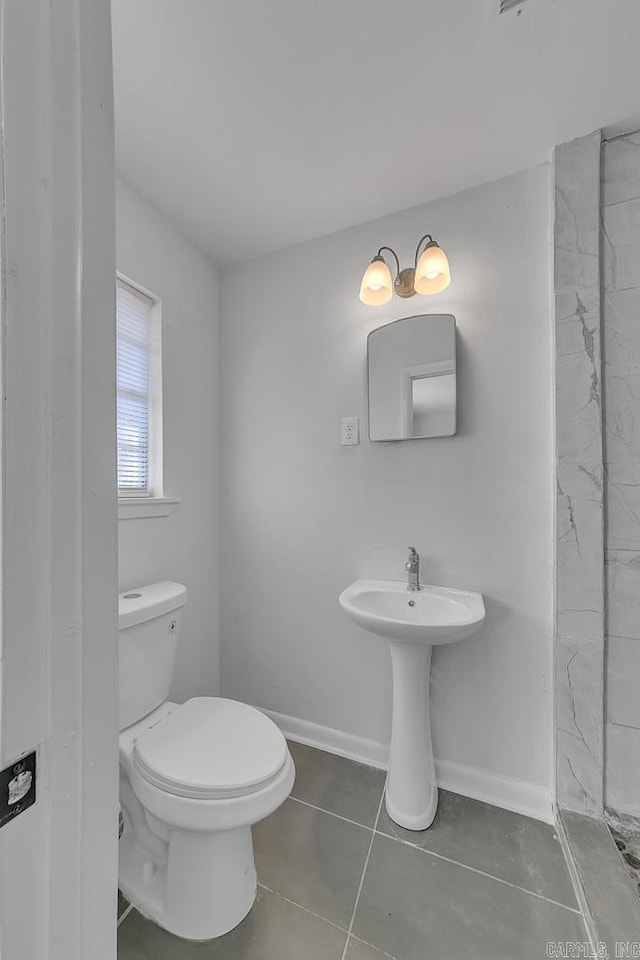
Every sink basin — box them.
[338,579,485,644]
[339,577,485,831]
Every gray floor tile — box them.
[352,834,586,960]
[118,890,130,920]
[253,797,372,928]
[377,789,577,907]
[117,887,347,959]
[288,741,386,827]
[345,936,397,959]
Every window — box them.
[116,276,163,498]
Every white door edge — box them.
[0,2,119,958]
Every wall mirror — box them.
[367,314,456,441]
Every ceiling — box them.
[112,0,640,264]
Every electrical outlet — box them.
[341,416,359,446]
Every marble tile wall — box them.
[554,131,605,816]
[554,130,640,818]
[602,132,640,818]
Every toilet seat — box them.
[132,697,288,800]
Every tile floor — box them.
[118,741,587,959]
[609,819,640,900]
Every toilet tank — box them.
[119,581,187,730]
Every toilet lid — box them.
[132,697,288,800]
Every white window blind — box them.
[117,279,153,494]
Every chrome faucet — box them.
[405,547,420,591]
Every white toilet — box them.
[118,581,295,941]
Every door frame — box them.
[0,2,119,957]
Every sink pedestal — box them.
[386,641,437,831]
[338,578,485,832]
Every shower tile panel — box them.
[602,197,640,292]
[553,131,605,815]
[602,132,640,207]
[606,551,640,640]
[606,636,640,728]
[605,723,640,819]
[555,636,605,815]
[601,133,640,818]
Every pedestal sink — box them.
[338,579,485,830]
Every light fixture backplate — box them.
[394,268,417,299]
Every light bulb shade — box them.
[359,256,393,305]
[414,242,451,295]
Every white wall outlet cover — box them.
[341,417,359,446]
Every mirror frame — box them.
[366,313,457,442]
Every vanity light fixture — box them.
[359,234,451,305]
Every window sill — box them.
[118,497,180,520]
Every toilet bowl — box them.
[118,583,294,940]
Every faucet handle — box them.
[408,546,418,557]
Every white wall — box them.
[116,179,221,701]
[220,166,554,810]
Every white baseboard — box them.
[262,707,554,824]
[435,757,554,824]
[264,708,390,769]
